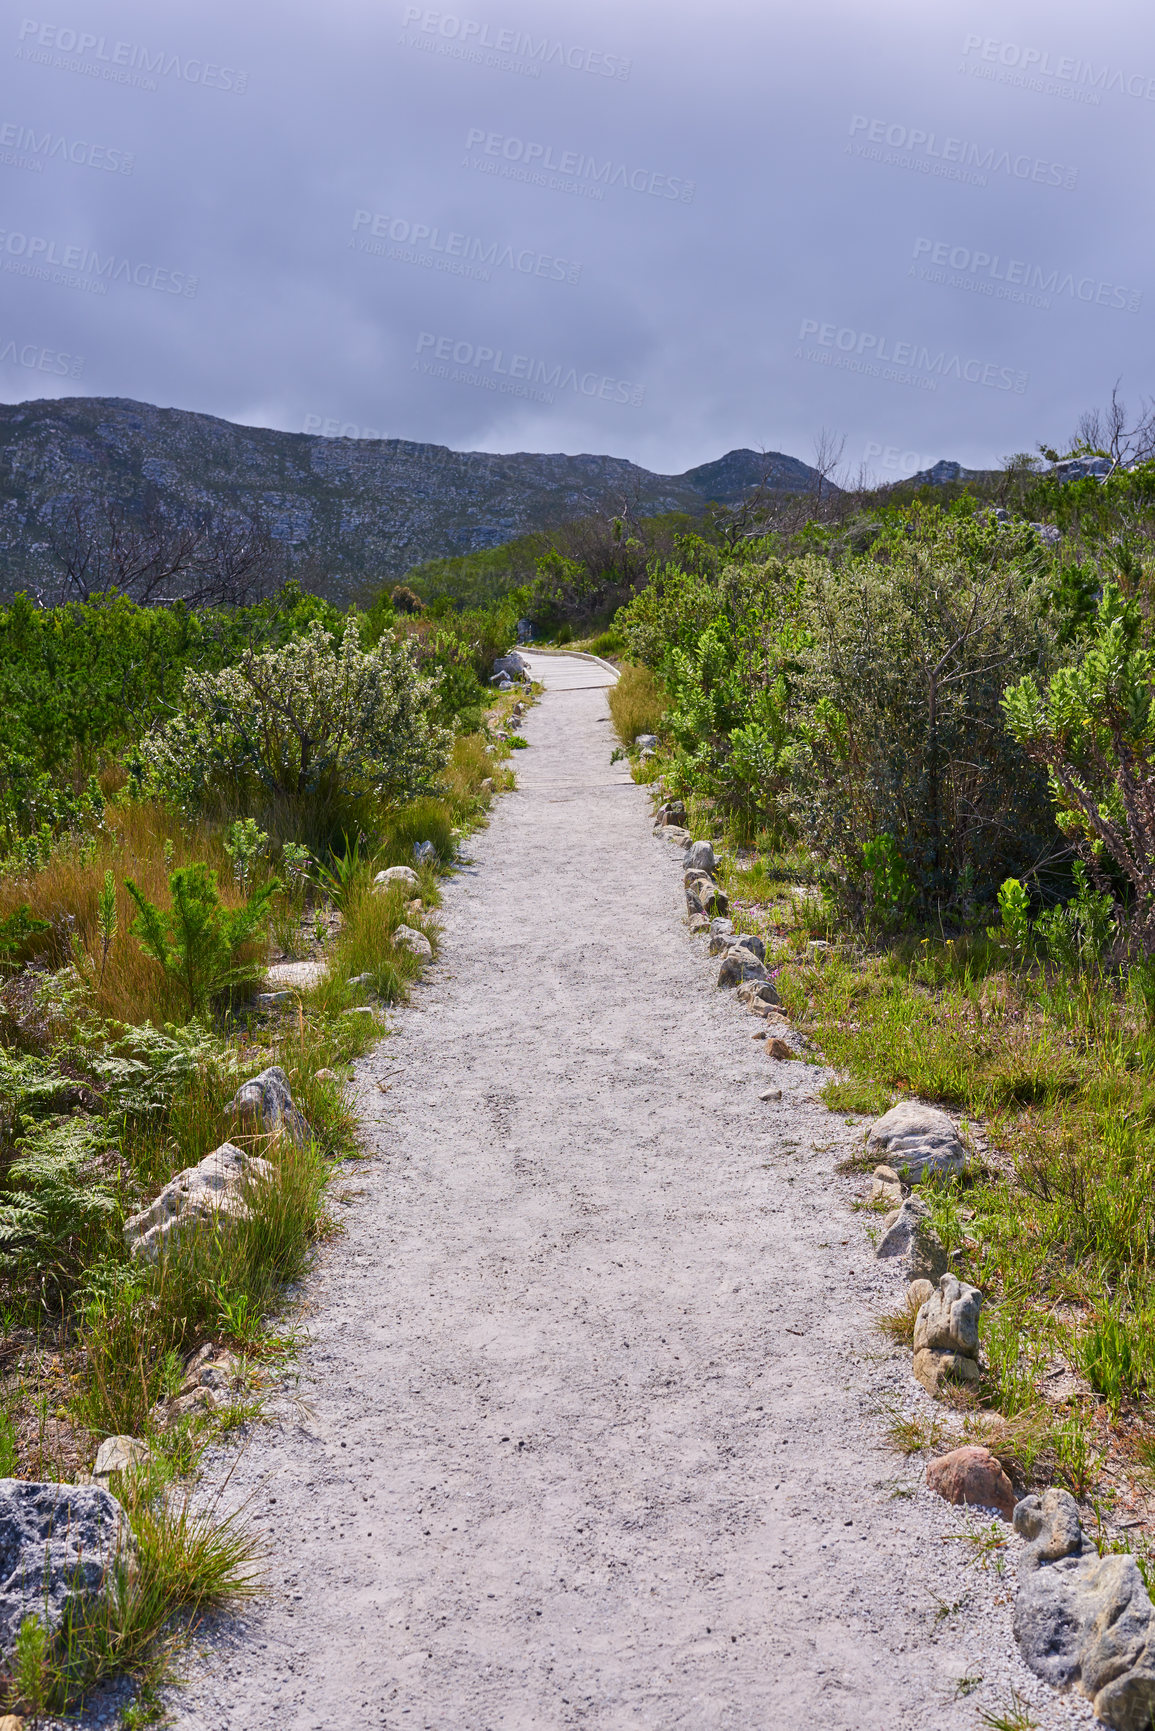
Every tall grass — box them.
[607,664,665,746]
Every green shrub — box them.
[125,864,275,1017]
[790,508,1060,912]
[137,621,451,848]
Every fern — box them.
[0,1117,114,1283]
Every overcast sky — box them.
[2,0,1152,478]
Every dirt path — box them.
[169,654,1089,1731]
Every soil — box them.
[162,651,1093,1731]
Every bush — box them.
[136,622,451,847]
[790,508,1060,913]
[1004,584,1155,955]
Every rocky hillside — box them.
[0,397,825,605]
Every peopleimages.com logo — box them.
[15,19,247,93]
[0,229,197,295]
[463,129,694,203]
[961,34,1155,103]
[910,237,1141,314]
[351,210,581,285]
[0,335,83,375]
[846,114,1078,190]
[795,320,1028,394]
[414,331,644,407]
[399,7,630,80]
[0,117,134,173]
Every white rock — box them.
[867,1100,966,1181]
[123,1142,274,1263]
[394,925,434,960]
[93,1435,150,1481]
[374,865,420,894]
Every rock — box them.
[228,1066,311,1148]
[717,950,769,988]
[92,1436,150,1482]
[314,1068,338,1083]
[766,1036,792,1060]
[255,991,294,1010]
[413,840,437,865]
[393,925,433,960]
[684,840,717,875]
[634,734,658,749]
[663,826,691,845]
[760,1088,783,1102]
[871,1164,904,1206]
[1053,455,1112,482]
[867,1101,966,1182]
[265,960,326,991]
[686,876,728,917]
[737,979,781,1008]
[912,1346,981,1394]
[0,1480,134,1652]
[654,799,687,828]
[347,973,374,990]
[123,1142,273,1263]
[709,916,734,939]
[373,865,420,894]
[926,1447,1015,1519]
[405,898,423,916]
[480,778,494,794]
[913,1273,981,1357]
[874,1197,948,1283]
[907,1278,935,1310]
[492,677,513,691]
[1030,522,1063,546]
[1013,1489,1155,1727]
[687,913,710,934]
[342,1005,379,1020]
[492,653,528,679]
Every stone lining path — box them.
[166,652,1090,1730]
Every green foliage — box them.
[125,864,276,1016]
[990,878,1031,954]
[222,819,269,894]
[860,834,916,930]
[1004,583,1155,953]
[0,1117,116,1290]
[1034,863,1116,969]
[137,621,452,846]
[789,507,1060,912]
[0,903,50,970]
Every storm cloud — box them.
[2,0,1152,478]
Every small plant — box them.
[979,1688,1039,1730]
[95,868,118,990]
[860,833,916,928]
[989,876,1031,955]
[11,1613,50,1716]
[125,863,277,1016]
[312,835,367,912]
[223,818,269,896]
[959,1521,1009,1572]
[280,841,312,901]
[1035,863,1117,972]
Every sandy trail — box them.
[168,653,1088,1731]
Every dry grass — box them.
[607,664,665,747]
[0,801,261,1025]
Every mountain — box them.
[0,397,825,605]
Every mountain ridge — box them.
[0,396,827,604]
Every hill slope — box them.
[0,397,824,604]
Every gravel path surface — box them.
[166,653,1094,1731]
